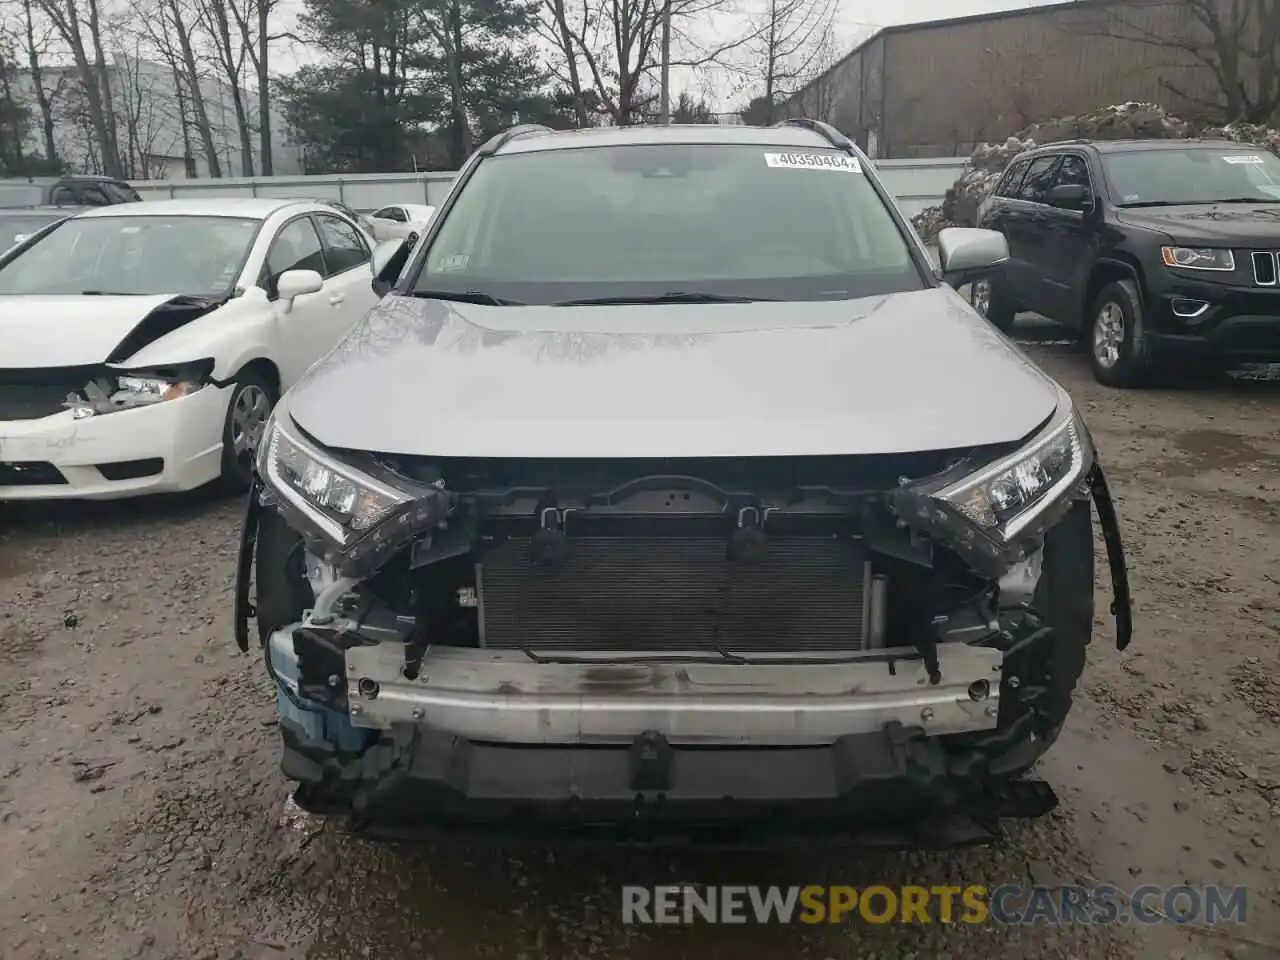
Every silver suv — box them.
[235,120,1132,844]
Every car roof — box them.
[1028,138,1274,156]
[74,197,315,220]
[497,123,838,155]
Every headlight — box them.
[65,362,210,418]
[889,390,1094,576]
[1161,246,1235,271]
[256,407,449,574]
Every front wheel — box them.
[970,275,1018,333]
[1088,280,1152,388]
[219,370,277,494]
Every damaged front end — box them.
[234,390,1132,844]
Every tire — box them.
[969,274,1018,333]
[1088,279,1152,388]
[218,368,277,495]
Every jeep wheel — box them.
[1088,280,1152,388]
[969,276,1017,333]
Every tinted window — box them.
[50,186,77,205]
[996,159,1031,198]
[315,214,369,274]
[1055,155,1091,189]
[1017,156,1061,204]
[0,215,258,295]
[1104,147,1280,205]
[78,185,112,206]
[265,218,326,294]
[415,143,922,304]
[102,181,142,203]
[374,206,406,222]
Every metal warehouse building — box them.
[786,0,1230,158]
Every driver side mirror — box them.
[1047,183,1093,212]
[276,268,324,312]
[370,238,410,298]
[937,227,1010,289]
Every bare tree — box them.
[748,0,837,123]
[538,0,759,126]
[221,0,286,175]
[14,0,67,166]
[36,0,125,175]
[134,0,223,176]
[1077,0,1280,124]
[194,0,253,174]
[115,48,167,177]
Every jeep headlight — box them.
[1160,246,1235,272]
[256,406,449,573]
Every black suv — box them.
[973,139,1280,386]
[0,175,141,209]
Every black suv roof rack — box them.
[773,117,853,151]
[476,123,555,157]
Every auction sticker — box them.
[765,152,862,173]
[1222,154,1265,164]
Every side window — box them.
[996,159,1031,198]
[1017,156,1062,204]
[50,185,77,205]
[79,185,112,206]
[315,214,369,275]
[263,218,326,295]
[388,207,408,223]
[1055,154,1091,190]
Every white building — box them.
[12,53,303,180]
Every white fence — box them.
[130,156,967,218]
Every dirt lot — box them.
[1,324,1278,960]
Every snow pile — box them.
[910,102,1280,242]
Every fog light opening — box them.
[357,677,380,699]
[1171,298,1210,319]
[968,679,991,701]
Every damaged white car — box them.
[0,199,378,499]
[236,121,1132,845]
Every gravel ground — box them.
[2,321,1279,960]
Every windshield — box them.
[0,215,259,296]
[1,214,64,248]
[415,143,922,303]
[1106,148,1280,205]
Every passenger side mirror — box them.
[1047,183,1092,212]
[370,238,409,298]
[276,268,324,312]
[937,227,1010,289]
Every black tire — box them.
[1088,279,1152,388]
[969,274,1018,333]
[218,368,277,495]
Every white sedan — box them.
[0,197,382,500]
[367,203,436,242]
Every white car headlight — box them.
[256,408,449,572]
[65,363,209,419]
[1161,246,1235,271]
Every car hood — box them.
[1116,203,1280,242]
[286,287,1061,459]
[0,293,191,367]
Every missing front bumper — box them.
[271,630,1003,746]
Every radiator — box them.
[477,536,870,654]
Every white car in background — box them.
[367,203,436,242]
[0,197,379,500]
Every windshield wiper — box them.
[1117,200,1190,208]
[80,290,142,296]
[1210,197,1280,204]
[554,292,772,306]
[411,288,523,306]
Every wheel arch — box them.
[1084,256,1146,318]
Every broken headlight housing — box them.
[891,388,1094,576]
[256,402,449,576]
[65,360,212,419]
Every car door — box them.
[314,212,379,336]
[262,216,338,388]
[1038,152,1100,328]
[1005,154,1062,315]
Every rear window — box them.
[414,142,923,304]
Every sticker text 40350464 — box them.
[764,153,862,174]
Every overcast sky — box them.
[270,0,1060,112]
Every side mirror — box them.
[276,268,324,312]
[937,227,1010,289]
[370,238,409,298]
[1047,183,1092,211]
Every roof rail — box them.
[773,117,853,151]
[476,123,555,157]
